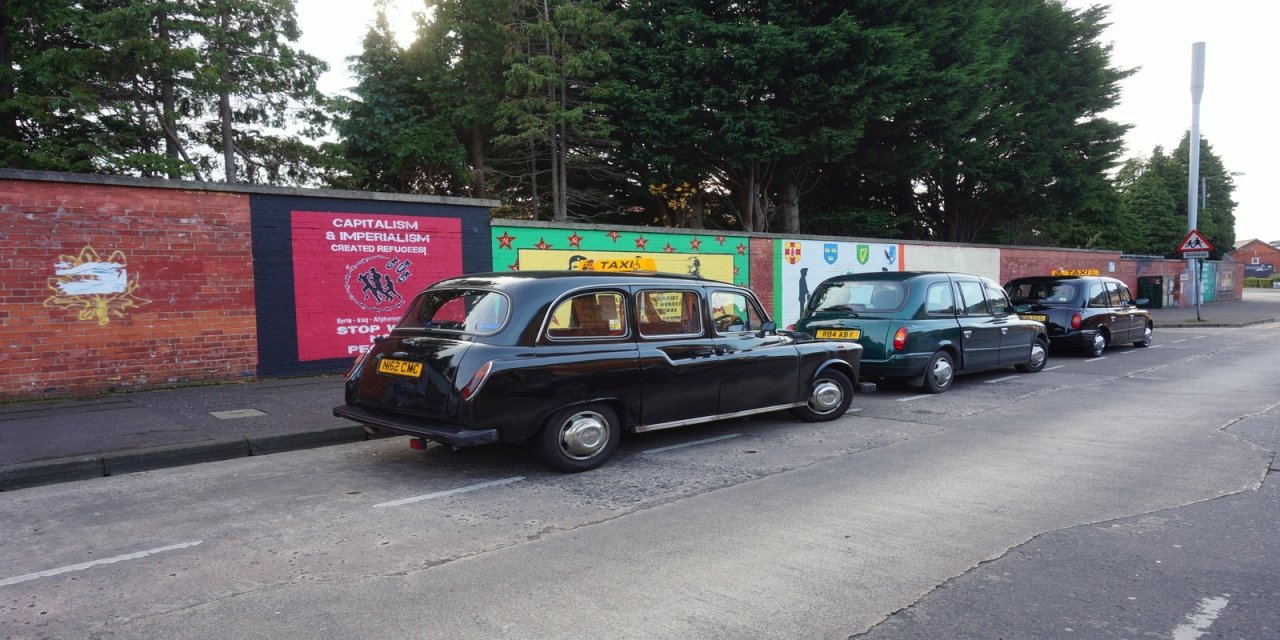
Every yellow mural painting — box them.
[43,245,151,326]
[518,249,735,283]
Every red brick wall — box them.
[999,247,1123,283]
[0,180,257,400]
[749,236,774,313]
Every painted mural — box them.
[774,239,904,328]
[492,226,751,287]
[290,211,463,361]
[43,245,151,325]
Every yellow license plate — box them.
[816,329,861,340]
[1021,314,1048,323]
[378,358,423,378]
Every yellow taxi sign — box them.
[574,257,658,272]
[1051,269,1100,276]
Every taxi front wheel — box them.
[534,404,620,472]
[791,370,853,421]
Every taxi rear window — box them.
[810,281,905,313]
[399,288,509,334]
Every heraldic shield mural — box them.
[776,239,904,328]
[492,226,750,287]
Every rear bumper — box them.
[858,353,931,379]
[333,404,500,448]
[1046,329,1097,348]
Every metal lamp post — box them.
[1188,42,1205,321]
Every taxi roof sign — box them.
[574,256,658,272]
[1177,229,1214,253]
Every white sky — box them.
[296,0,1280,243]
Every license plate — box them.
[1021,314,1048,323]
[378,358,423,378]
[816,329,861,340]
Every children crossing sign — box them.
[1176,229,1213,256]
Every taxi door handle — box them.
[714,345,732,356]
[1001,327,1008,334]
[963,330,972,339]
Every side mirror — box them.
[1014,304,1031,314]
[758,321,777,337]
[1134,298,1149,307]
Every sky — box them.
[295,0,1280,244]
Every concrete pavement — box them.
[3,289,1278,491]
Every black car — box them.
[334,271,865,471]
[1004,275,1153,356]
[794,271,1049,393]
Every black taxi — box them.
[334,271,865,471]
[1004,275,1153,356]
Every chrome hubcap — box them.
[808,380,844,413]
[1144,326,1152,343]
[1029,342,1047,367]
[560,412,608,459]
[1093,334,1106,353]
[931,358,953,387]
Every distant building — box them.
[1231,239,1280,278]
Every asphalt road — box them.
[2,322,1278,639]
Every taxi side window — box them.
[1087,282,1110,308]
[638,290,702,337]
[955,281,989,316]
[710,290,761,333]
[925,282,955,316]
[547,292,627,339]
[984,282,1011,315]
[1107,282,1129,306]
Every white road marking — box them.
[1193,335,1207,339]
[984,375,1019,384]
[374,477,524,508]
[1084,356,1106,362]
[896,394,935,402]
[1044,365,1065,372]
[1151,344,1165,348]
[1172,595,1230,640]
[644,433,742,454]
[1171,339,1187,344]
[0,541,203,587]
[1118,350,1136,355]
[845,407,863,414]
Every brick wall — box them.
[1,179,256,400]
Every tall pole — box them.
[1188,42,1205,321]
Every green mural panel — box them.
[492,226,751,287]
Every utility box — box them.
[1137,276,1164,309]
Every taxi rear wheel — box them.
[1016,337,1049,373]
[921,350,955,394]
[534,404,620,472]
[1085,330,1108,357]
[791,370,853,422]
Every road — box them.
[2,322,1278,639]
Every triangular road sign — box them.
[1177,229,1214,252]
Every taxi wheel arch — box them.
[791,368,853,422]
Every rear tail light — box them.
[1070,312,1082,329]
[345,350,370,379]
[460,361,494,400]
[892,326,908,351]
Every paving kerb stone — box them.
[0,457,105,491]
[103,439,252,476]
[245,425,370,455]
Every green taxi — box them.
[795,271,1049,393]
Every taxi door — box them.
[952,278,1002,371]
[633,287,722,427]
[709,288,799,414]
[984,280,1037,365]
[1105,281,1135,343]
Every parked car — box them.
[794,271,1049,393]
[334,271,865,472]
[1004,275,1153,356]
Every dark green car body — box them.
[794,271,1049,393]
